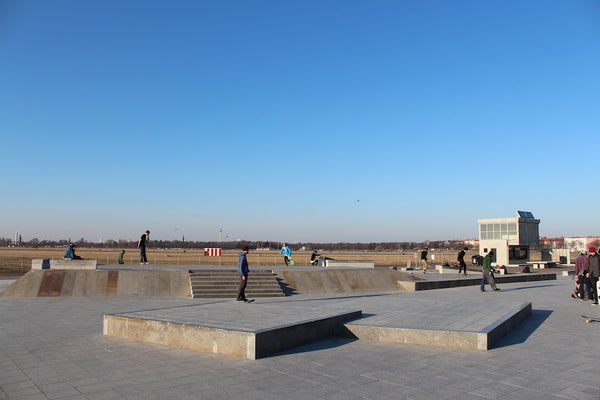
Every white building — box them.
[478,211,540,266]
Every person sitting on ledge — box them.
[310,250,320,266]
[64,243,83,260]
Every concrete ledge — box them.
[324,260,375,268]
[32,258,97,270]
[339,302,532,351]
[413,273,556,291]
[1,270,191,297]
[434,265,457,274]
[562,270,575,276]
[483,302,532,350]
[103,305,361,360]
[527,261,558,269]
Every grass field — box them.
[0,247,476,275]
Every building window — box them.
[509,246,528,260]
[479,222,519,242]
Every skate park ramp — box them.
[0,269,190,298]
[103,291,532,359]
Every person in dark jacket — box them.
[588,247,600,304]
[310,250,320,266]
[420,248,428,273]
[237,246,250,302]
[137,230,150,265]
[457,247,468,275]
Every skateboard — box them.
[244,299,255,303]
[580,315,600,323]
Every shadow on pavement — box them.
[493,309,553,349]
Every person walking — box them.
[481,250,500,292]
[420,248,428,273]
[237,246,250,302]
[457,247,468,275]
[137,230,150,265]
[588,247,600,305]
[280,243,292,266]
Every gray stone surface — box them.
[1,275,599,399]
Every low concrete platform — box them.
[31,258,98,270]
[323,259,375,268]
[340,300,531,350]
[103,292,531,359]
[104,302,362,359]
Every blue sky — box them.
[1,0,599,243]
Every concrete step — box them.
[192,292,286,298]
[189,269,286,299]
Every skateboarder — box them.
[137,230,150,265]
[280,243,292,266]
[481,250,500,292]
[237,246,250,302]
[420,248,428,273]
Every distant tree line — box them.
[1,237,473,251]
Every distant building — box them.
[14,232,21,247]
[540,237,564,249]
[463,238,479,247]
[478,211,540,266]
[564,237,600,252]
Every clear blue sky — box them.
[1,0,599,243]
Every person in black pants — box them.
[588,247,600,304]
[237,246,250,302]
[137,230,150,265]
[457,247,468,275]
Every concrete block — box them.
[31,259,51,269]
[324,260,375,268]
[435,265,453,273]
[104,307,362,360]
[340,302,531,351]
[32,259,98,270]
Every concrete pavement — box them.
[1,274,599,399]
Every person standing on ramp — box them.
[237,246,250,302]
[280,243,292,266]
[137,230,150,265]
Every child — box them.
[117,249,125,264]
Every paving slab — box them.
[2,274,600,399]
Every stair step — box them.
[188,269,286,298]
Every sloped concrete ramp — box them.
[339,301,531,350]
[0,270,191,297]
[104,302,362,360]
[103,296,531,359]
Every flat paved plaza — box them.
[1,275,599,399]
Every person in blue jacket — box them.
[237,246,250,302]
[280,243,292,266]
[64,243,82,259]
